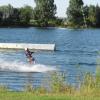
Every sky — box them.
[0,0,100,17]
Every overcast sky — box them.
[0,0,99,17]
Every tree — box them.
[0,5,12,20]
[10,8,20,24]
[0,11,3,24]
[0,4,14,25]
[33,0,56,27]
[95,4,100,27]
[88,5,96,27]
[67,0,84,27]
[19,6,33,25]
[82,5,89,27]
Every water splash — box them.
[0,60,56,73]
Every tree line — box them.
[67,0,100,28]
[0,4,34,26]
[0,0,100,28]
[0,0,59,27]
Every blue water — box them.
[0,27,100,90]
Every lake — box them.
[0,27,100,91]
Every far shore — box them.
[0,25,99,29]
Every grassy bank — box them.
[0,91,100,100]
[0,67,100,100]
[0,78,99,100]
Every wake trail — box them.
[0,60,56,73]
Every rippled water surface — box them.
[0,27,100,90]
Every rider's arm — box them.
[30,52,34,54]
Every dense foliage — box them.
[0,4,33,26]
[67,0,100,28]
[67,0,84,27]
[0,0,100,28]
[0,0,58,27]
[33,0,57,27]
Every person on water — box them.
[24,48,35,64]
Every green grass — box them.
[0,92,100,100]
[0,67,100,100]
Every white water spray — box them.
[0,59,56,73]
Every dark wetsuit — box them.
[25,49,35,64]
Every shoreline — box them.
[0,24,99,29]
[0,25,99,29]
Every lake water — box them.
[0,27,100,91]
